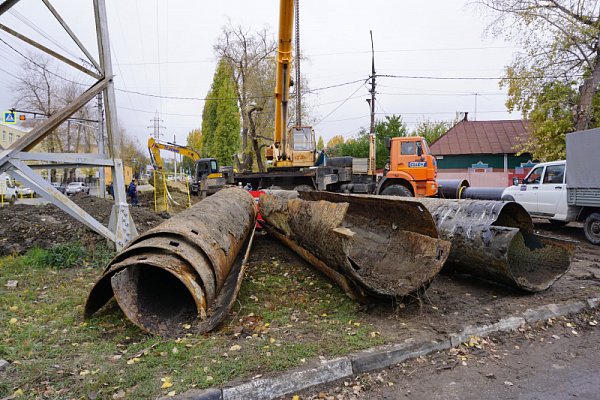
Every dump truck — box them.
[502,128,600,244]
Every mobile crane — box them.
[148,138,226,196]
[233,0,438,197]
[265,0,316,169]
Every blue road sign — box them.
[3,112,16,124]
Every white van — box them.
[0,173,18,204]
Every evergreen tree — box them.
[201,59,241,166]
[316,136,324,151]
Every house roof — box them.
[429,120,530,155]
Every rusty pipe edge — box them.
[383,196,577,292]
[259,191,451,303]
[84,188,257,336]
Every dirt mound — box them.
[0,193,165,256]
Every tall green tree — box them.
[476,0,600,161]
[201,59,241,167]
[316,136,324,151]
[413,116,458,144]
[329,115,408,169]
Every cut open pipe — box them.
[84,188,257,336]
[377,196,577,292]
[259,191,451,302]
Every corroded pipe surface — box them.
[259,191,451,302]
[380,196,576,292]
[85,188,257,336]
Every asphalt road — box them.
[299,310,600,400]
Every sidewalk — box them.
[161,297,600,400]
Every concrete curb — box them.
[163,297,600,400]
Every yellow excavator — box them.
[148,137,226,196]
[265,0,316,169]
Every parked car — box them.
[66,182,90,195]
[52,182,66,194]
[16,186,35,197]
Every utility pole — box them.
[173,135,177,177]
[97,93,105,198]
[367,30,376,176]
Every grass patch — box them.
[0,239,387,399]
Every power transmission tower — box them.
[148,110,166,141]
[0,0,136,250]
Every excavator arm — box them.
[148,137,201,172]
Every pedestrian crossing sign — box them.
[3,112,16,124]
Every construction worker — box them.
[128,178,139,206]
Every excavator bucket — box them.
[84,188,257,336]
[375,196,577,292]
[259,191,450,302]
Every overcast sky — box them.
[0,0,522,155]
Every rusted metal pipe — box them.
[259,191,451,302]
[375,196,576,292]
[84,188,257,336]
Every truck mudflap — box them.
[84,188,257,336]
[371,195,576,292]
[258,191,451,302]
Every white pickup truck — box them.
[502,129,600,245]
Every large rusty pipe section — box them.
[84,188,257,336]
[259,191,451,302]
[376,196,577,292]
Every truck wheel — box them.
[381,185,412,197]
[584,213,600,245]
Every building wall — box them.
[436,153,534,170]
[0,122,26,149]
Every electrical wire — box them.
[314,79,369,126]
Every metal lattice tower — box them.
[148,110,165,141]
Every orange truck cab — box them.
[375,136,438,197]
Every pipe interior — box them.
[507,232,572,290]
[115,265,199,327]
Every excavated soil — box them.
[248,218,600,343]
[0,194,599,361]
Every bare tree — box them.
[11,54,101,181]
[214,21,277,171]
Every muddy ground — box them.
[0,194,599,398]
[0,194,598,334]
[0,188,197,256]
[248,219,600,342]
